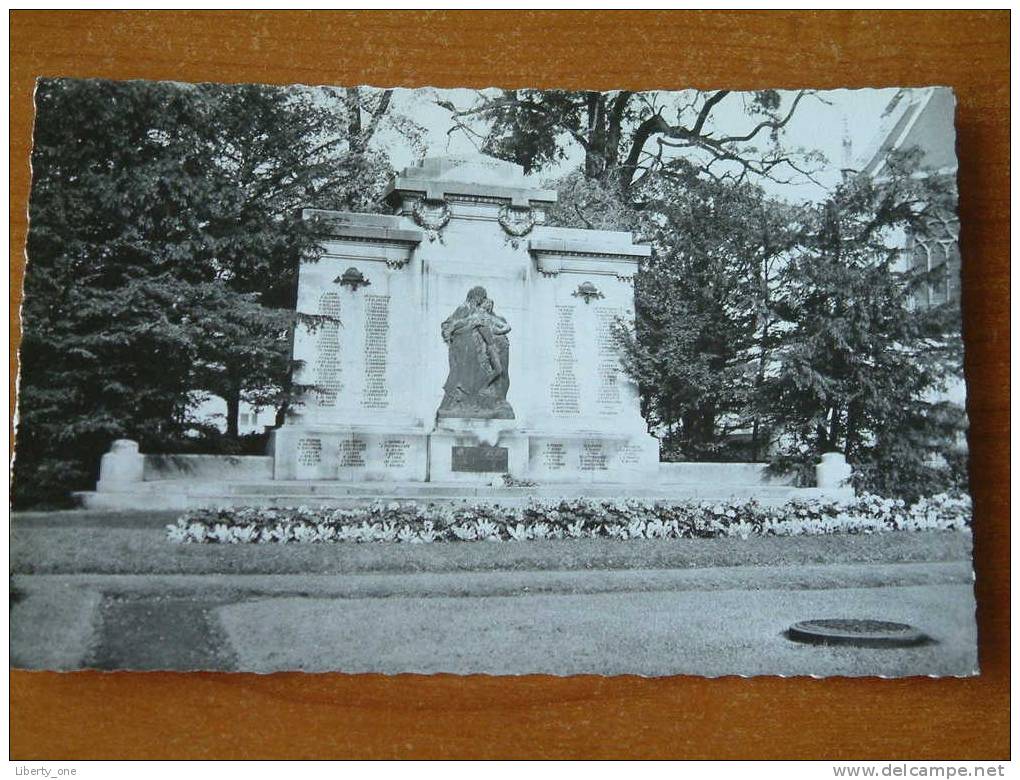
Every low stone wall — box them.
[80,439,853,511]
[658,461,797,486]
[142,454,274,483]
[94,440,275,493]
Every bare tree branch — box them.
[712,90,810,145]
[362,89,393,146]
[691,90,730,136]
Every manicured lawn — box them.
[11,510,977,676]
[216,583,978,677]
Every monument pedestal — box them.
[525,429,660,484]
[428,421,529,483]
[427,418,660,485]
[269,425,428,482]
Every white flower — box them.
[507,523,529,541]
[625,519,646,539]
[231,525,258,543]
[452,523,478,541]
[530,522,551,539]
[166,523,188,543]
[292,524,318,543]
[316,524,338,542]
[209,524,233,544]
[396,526,417,543]
[476,520,501,541]
[418,521,439,543]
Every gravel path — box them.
[216,583,978,677]
[10,558,975,674]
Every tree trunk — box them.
[274,402,289,430]
[619,113,670,193]
[346,87,363,154]
[826,404,842,451]
[604,91,631,173]
[274,369,292,430]
[844,400,861,458]
[584,92,606,179]
[225,388,241,440]
[681,411,696,455]
[751,254,772,461]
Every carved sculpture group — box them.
[438,286,515,420]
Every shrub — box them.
[165,492,971,544]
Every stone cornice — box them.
[529,237,649,281]
[303,208,424,245]
[384,178,557,209]
[528,237,652,260]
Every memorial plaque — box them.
[551,304,581,415]
[339,436,367,468]
[617,443,642,465]
[451,445,509,473]
[381,437,411,468]
[542,441,567,471]
[579,439,609,471]
[315,291,343,407]
[595,306,623,412]
[362,293,391,409]
[296,438,322,466]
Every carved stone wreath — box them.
[498,204,536,248]
[411,197,452,241]
[335,266,371,291]
[572,281,605,304]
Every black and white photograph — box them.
[11,78,974,677]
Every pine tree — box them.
[615,166,805,460]
[14,79,392,506]
[764,151,965,498]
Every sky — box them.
[361,85,903,204]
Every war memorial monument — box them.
[81,154,849,508]
[15,80,976,682]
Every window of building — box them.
[909,211,960,308]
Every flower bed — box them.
[165,493,971,544]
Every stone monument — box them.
[269,153,660,484]
[82,154,842,508]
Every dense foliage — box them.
[456,88,966,501]
[617,153,965,500]
[166,493,972,544]
[14,79,392,507]
[764,153,966,498]
[620,169,806,462]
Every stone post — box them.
[97,439,144,491]
[815,451,854,499]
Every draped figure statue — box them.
[437,286,515,420]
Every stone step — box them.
[79,479,812,511]
[77,481,811,511]
[205,480,801,498]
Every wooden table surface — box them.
[9,10,1010,760]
